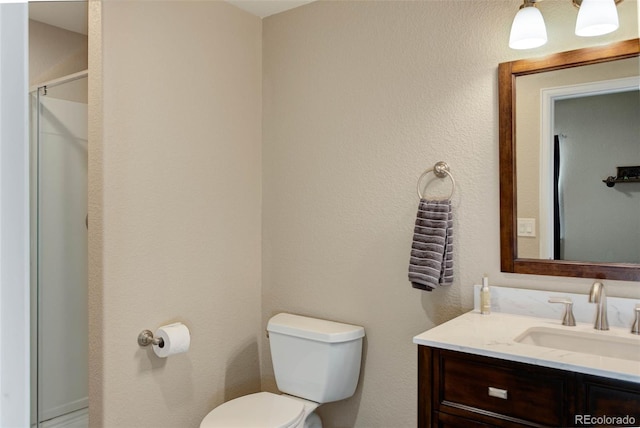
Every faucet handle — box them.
[632,304,640,335]
[548,297,576,326]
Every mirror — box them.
[499,38,640,281]
[516,59,639,263]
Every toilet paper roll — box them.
[153,322,191,358]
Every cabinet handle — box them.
[488,386,508,400]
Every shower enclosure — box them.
[30,72,88,428]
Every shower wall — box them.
[29,19,87,87]
[33,78,88,425]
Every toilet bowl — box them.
[200,313,365,428]
[200,392,321,428]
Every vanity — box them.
[410,38,640,428]
[417,345,640,428]
[414,287,640,428]
[414,37,640,428]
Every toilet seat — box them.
[200,392,306,428]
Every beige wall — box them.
[88,1,262,427]
[29,19,87,87]
[262,1,639,427]
[86,0,640,427]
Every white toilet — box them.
[200,313,365,428]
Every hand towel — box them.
[408,199,453,291]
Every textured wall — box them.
[86,0,639,426]
[262,1,639,427]
[88,2,262,427]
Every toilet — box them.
[200,313,365,428]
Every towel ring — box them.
[417,161,455,200]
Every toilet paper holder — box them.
[137,329,165,348]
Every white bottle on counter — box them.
[480,275,491,315]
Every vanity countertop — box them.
[413,310,640,384]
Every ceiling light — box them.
[509,1,548,50]
[575,0,620,36]
[509,0,622,50]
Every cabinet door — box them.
[577,374,640,426]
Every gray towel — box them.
[408,199,453,291]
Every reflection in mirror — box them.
[499,39,640,281]
[554,90,639,263]
[515,58,639,264]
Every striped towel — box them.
[408,199,453,291]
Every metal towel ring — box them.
[416,161,455,200]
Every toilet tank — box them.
[267,313,365,404]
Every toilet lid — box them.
[200,392,305,428]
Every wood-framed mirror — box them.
[499,38,640,281]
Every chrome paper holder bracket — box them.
[137,329,165,347]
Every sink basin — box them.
[515,327,640,361]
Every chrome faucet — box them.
[588,281,609,330]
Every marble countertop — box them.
[413,310,640,383]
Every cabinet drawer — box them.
[436,350,569,427]
[436,411,503,428]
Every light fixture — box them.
[509,0,548,50]
[575,0,619,36]
[508,0,623,50]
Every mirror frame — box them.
[499,38,640,281]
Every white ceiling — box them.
[28,0,315,35]
[226,0,315,18]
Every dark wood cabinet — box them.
[576,374,640,426]
[419,346,640,428]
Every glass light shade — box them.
[509,6,548,50]
[575,0,619,37]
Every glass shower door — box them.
[32,74,88,428]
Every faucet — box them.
[548,297,576,326]
[588,281,609,330]
[632,304,640,335]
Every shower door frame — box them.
[31,70,88,428]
